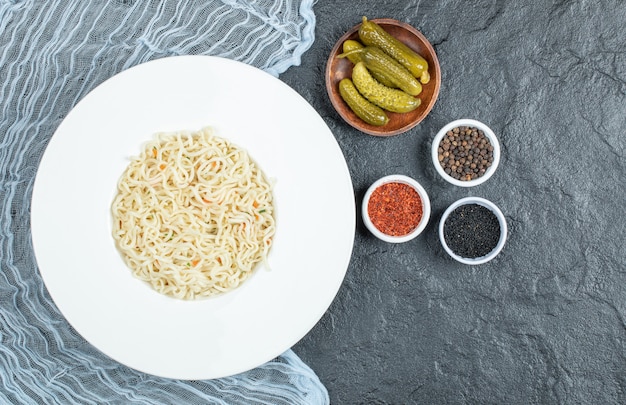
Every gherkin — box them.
[352,62,420,113]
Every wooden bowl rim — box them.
[325,18,441,137]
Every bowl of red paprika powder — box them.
[362,174,431,243]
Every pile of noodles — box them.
[112,127,275,299]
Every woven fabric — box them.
[0,0,328,403]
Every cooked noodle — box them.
[111,127,275,299]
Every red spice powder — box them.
[367,182,423,236]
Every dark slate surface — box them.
[280,1,626,404]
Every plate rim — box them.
[31,55,356,379]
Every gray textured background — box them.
[282,1,626,404]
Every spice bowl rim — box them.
[438,196,507,265]
[362,174,431,243]
[431,118,501,187]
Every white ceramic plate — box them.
[31,55,355,380]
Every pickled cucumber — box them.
[351,62,421,113]
[338,78,389,126]
[341,40,398,88]
[339,45,422,96]
[358,16,431,84]
[341,40,366,64]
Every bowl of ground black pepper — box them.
[439,197,507,265]
[431,119,500,187]
[362,174,431,243]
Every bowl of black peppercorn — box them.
[431,119,500,187]
[438,197,507,265]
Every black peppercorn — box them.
[437,126,494,182]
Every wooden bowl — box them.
[325,18,441,137]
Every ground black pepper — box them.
[437,126,494,181]
[443,203,500,258]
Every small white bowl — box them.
[438,197,507,265]
[362,174,431,243]
[431,119,500,187]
